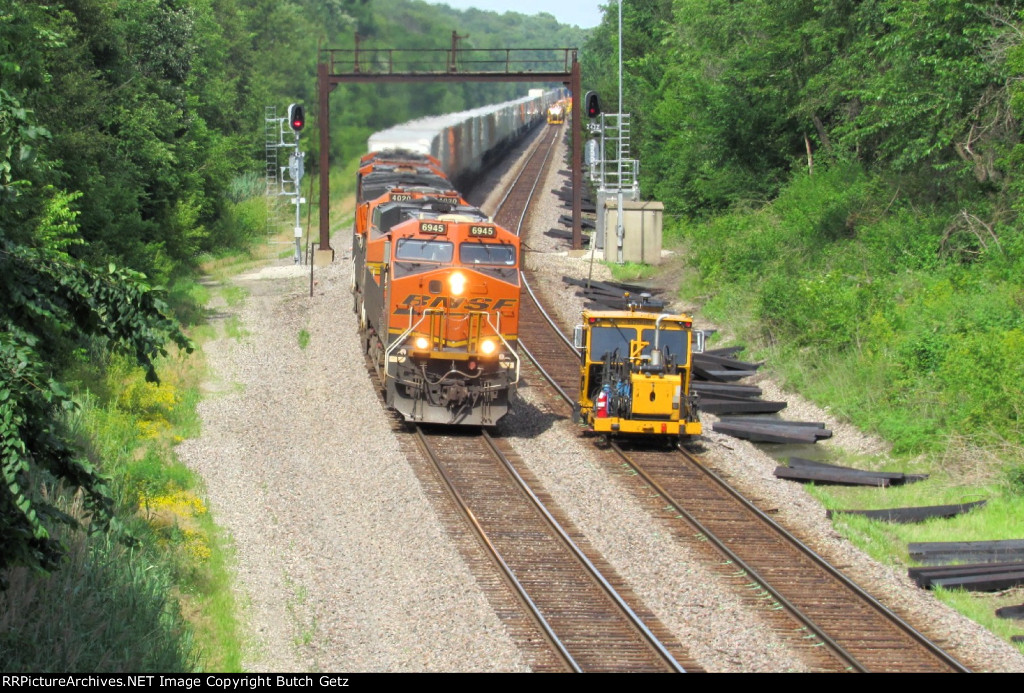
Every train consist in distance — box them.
[352,92,559,425]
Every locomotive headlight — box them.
[449,271,467,296]
[415,337,430,350]
[480,339,496,355]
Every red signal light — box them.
[287,103,305,133]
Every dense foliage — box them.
[583,1,1024,455]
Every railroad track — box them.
[490,125,583,403]
[367,126,697,671]
[412,426,692,672]
[516,269,970,671]
[613,442,969,672]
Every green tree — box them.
[0,0,191,579]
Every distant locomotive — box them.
[574,305,703,440]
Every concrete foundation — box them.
[313,248,335,267]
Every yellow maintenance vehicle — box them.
[573,305,703,440]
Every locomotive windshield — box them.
[395,238,453,262]
[459,242,516,266]
[589,325,634,362]
[590,324,688,363]
[640,327,687,362]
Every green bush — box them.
[0,510,197,673]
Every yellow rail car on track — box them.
[574,305,703,440]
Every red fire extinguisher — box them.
[595,386,610,418]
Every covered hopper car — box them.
[367,90,563,192]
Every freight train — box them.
[352,93,560,425]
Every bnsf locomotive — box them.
[352,156,520,426]
[351,93,565,425]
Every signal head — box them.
[287,103,305,133]
[584,91,602,118]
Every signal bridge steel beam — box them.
[317,41,584,252]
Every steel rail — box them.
[613,441,867,672]
[515,302,969,673]
[492,125,581,355]
[493,124,558,229]
[413,426,582,673]
[671,444,971,674]
[517,338,573,404]
[479,430,685,673]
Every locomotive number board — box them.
[419,221,447,235]
[469,225,496,238]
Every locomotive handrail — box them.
[383,308,440,378]
[383,307,520,386]
[485,314,520,387]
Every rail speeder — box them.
[573,301,703,440]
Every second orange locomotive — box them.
[352,157,521,426]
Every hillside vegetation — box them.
[0,0,586,671]
[583,0,1024,643]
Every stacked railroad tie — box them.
[774,457,928,487]
[997,604,1024,643]
[907,540,1024,597]
[545,180,595,247]
[688,344,796,420]
[553,181,596,214]
[714,418,830,444]
[911,542,1024,646]
[558,276,839,441]
[563,276,667,312]
[826,500,986,522]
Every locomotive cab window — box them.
[459,242,516,266]
[395,239,453,263]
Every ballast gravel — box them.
[178,128,1024,672]
[176,261,528,672]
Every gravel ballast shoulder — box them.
[177,260,528,672]
[513,130,1024,672]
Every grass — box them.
[224,315,248,341]
[607,260,657,283]
[222,285,248,308]
[2,167,363,672]
[659,193,1024,653]
[0,275,252,671]
[0,512,198,673]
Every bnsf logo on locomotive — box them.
[396,294,518,312]
[469,225,496,237]
[419,221,446,234]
